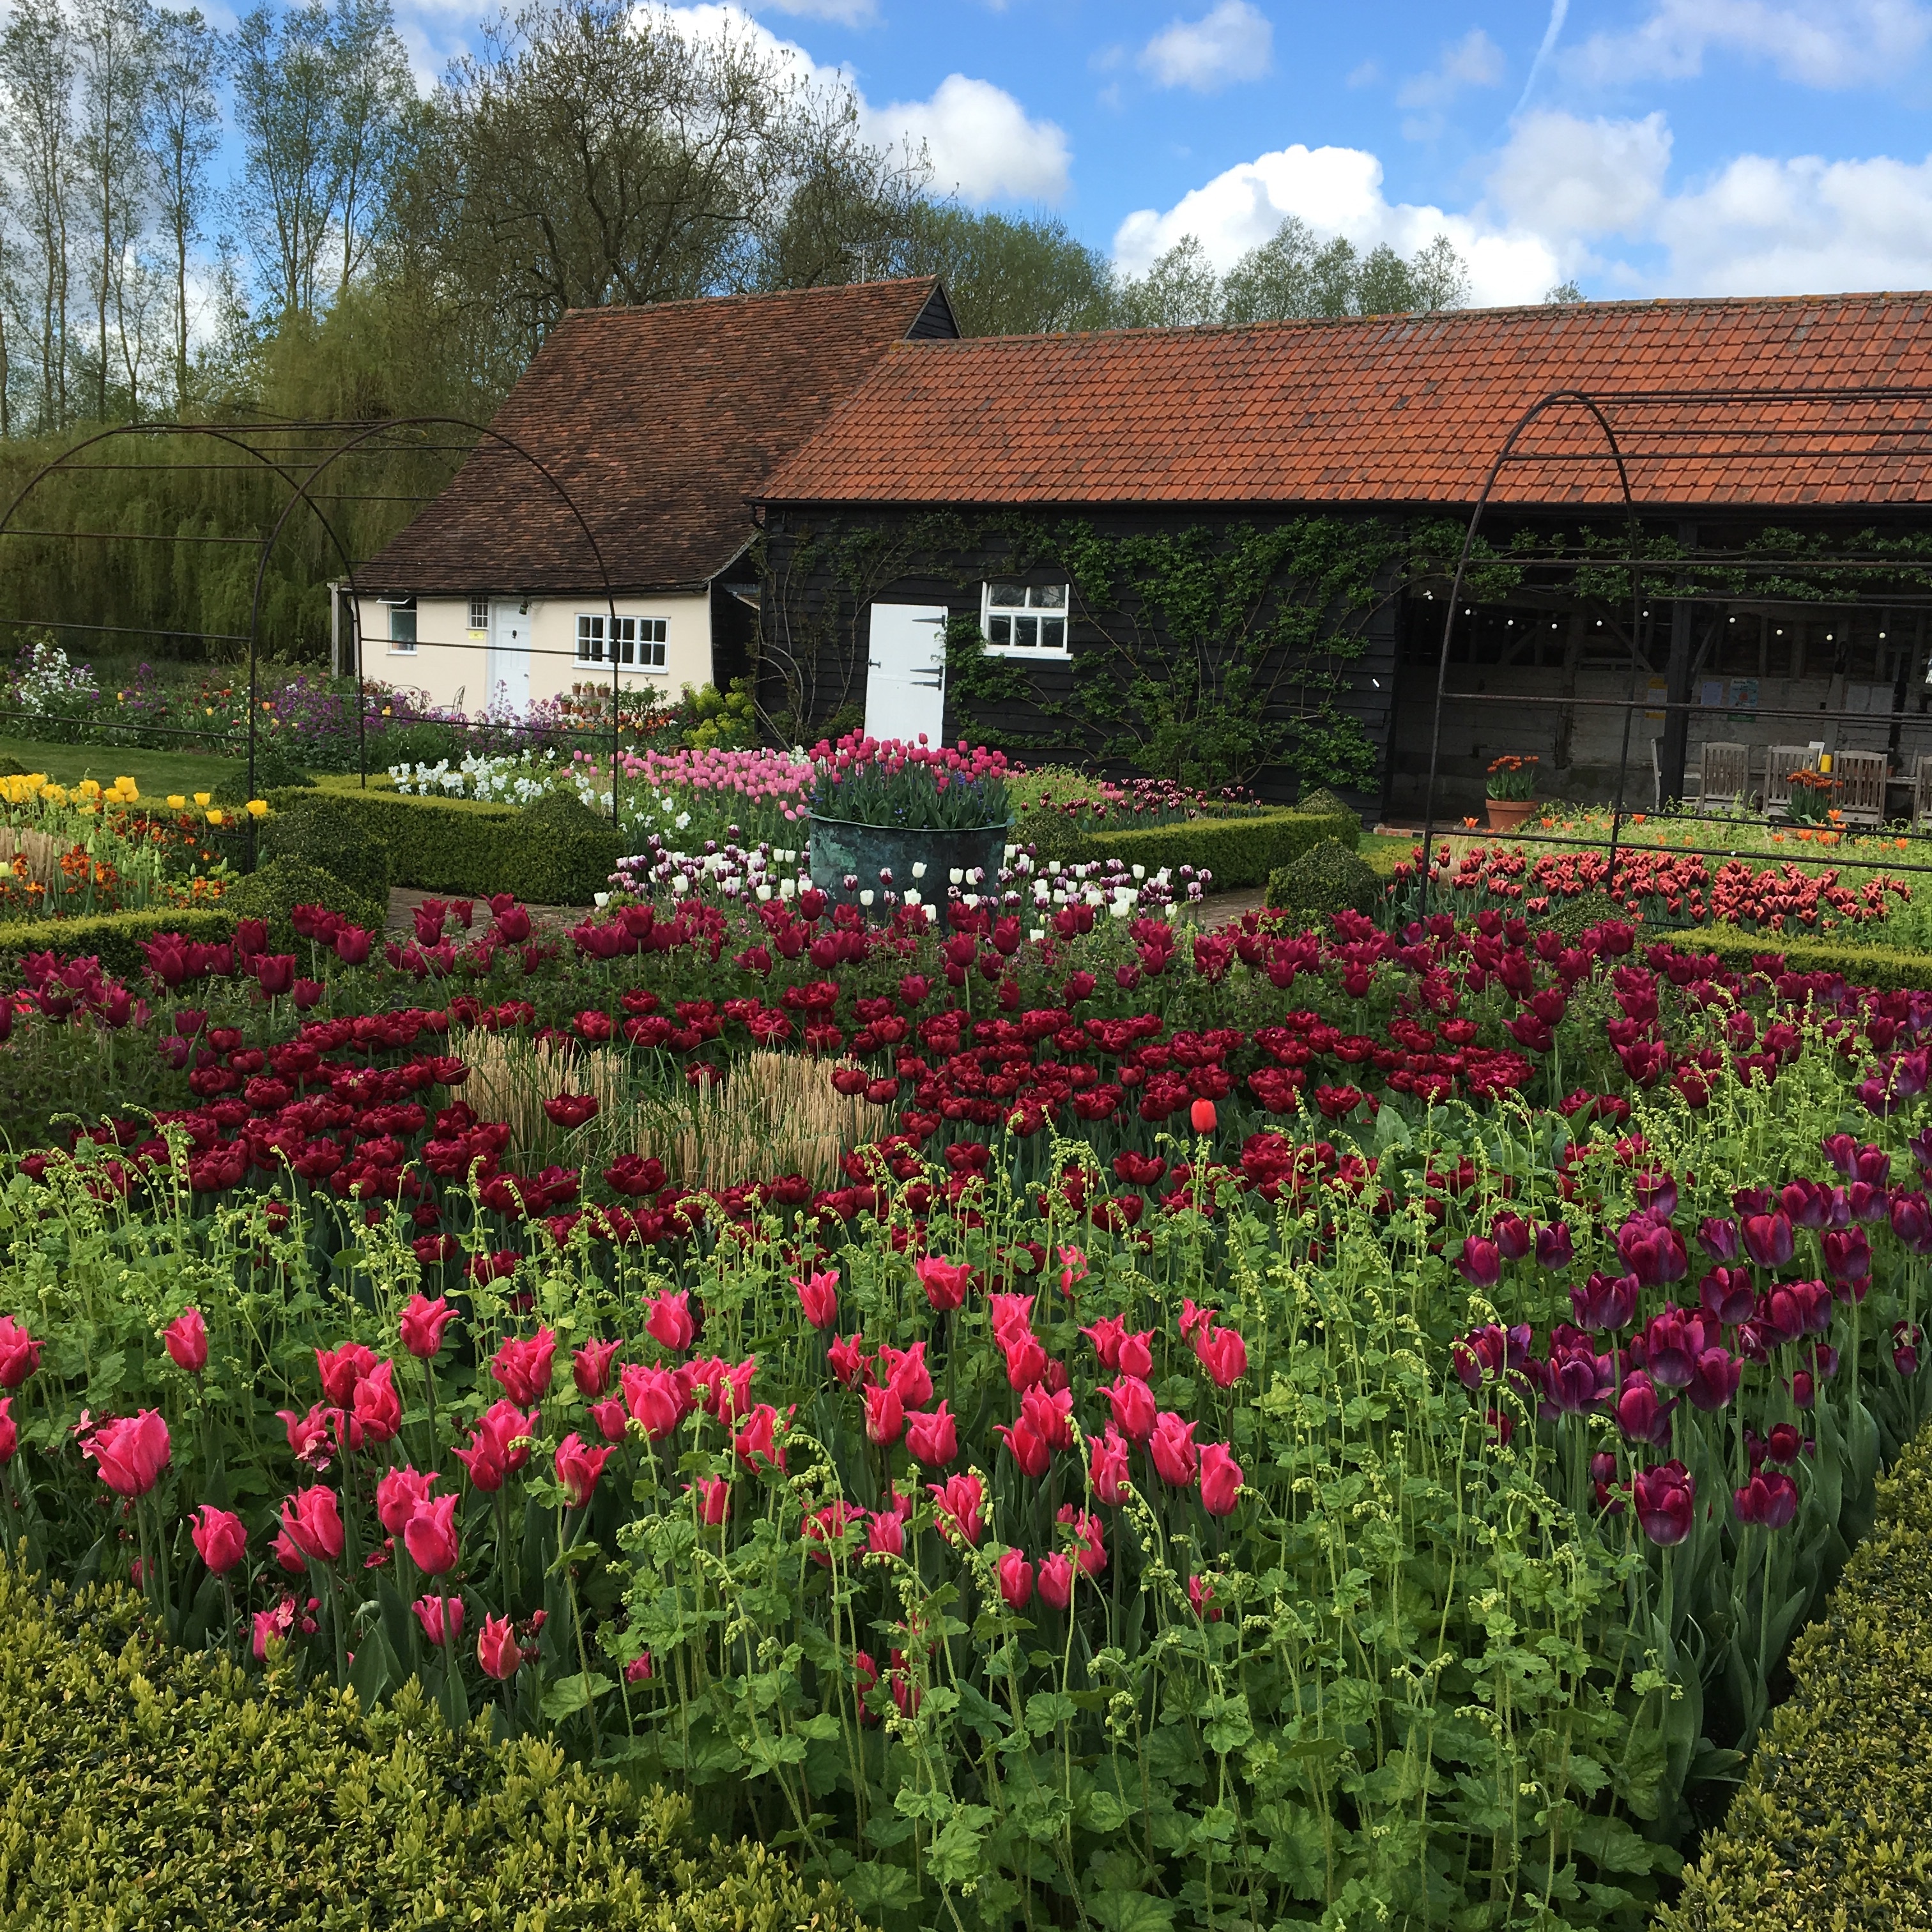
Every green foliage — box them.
[220,859,387,949]
[1662,1415,1932,1930]
[0,905,233,986]
[679,678,757,751]
[1073,804,1360,889]
[1263,836,1383,920]
[257,794,394,903]
[206,746,314,805]
[263,785,624,905]
[0,1567,862,1932]
[1692,923,1932,993]
[1545,891,1630,942]
[900,203,1117,336]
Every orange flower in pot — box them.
[1483,754,1540,833]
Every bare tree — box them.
[148,5,222,414]
[75,0,157,418]
[1,0,77,429]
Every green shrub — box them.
[1291,785,1353,820]
[266,786,624,905]
[1662,1414,1932,1930]
[206,744,314,805]
[1264,837,1383,921]
[1545,891,1629,942]
[1072,805,1360,890]
[220,859,386,949]
[0,756,29,778]
[1692,923,1932,993]
[0,905,234,985]
[0,1567,862,1932]
[258,793,393,903]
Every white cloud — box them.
[1488,111,1672,238]
[740,0,877,22]
[1566,0,1932,88]
[1397,28,1506,108]
[1111,142,1562,305]
[1137,0,1274,93]
[868,73,1071,203]
[1654,150,1932,293]
[657,5,1068,205]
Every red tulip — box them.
[905,1401,958,1468]
[0,1397,14,1466]
[1195,1324,1247,1389]
[1147,1412,1199,1487]
[827,1333,869,1388]
[620,1365,686,1442]
[0,1316,41,1390]
[1189,1097,1217,1134]
[1188,1575,1223,1622]
[1056,1505,1107,1577]
[413,1593,464,1645]
[866,1508,905,1559]
[489,1328,555,1406]
[82,1411,171,1499]
[694,1476,732,1524]
[376,1464,440,1538]
[1089,1426,1131,1505]
[996,1418,1050,1478]
[927,1472,985,1545]
[792,1269,840,1330]
[477,1612,523,1680]
[399,1294,456,1359]
[1632,1460,1696,1546]
[190,1504,246,1575]
[314,1342,378,1408]
[404,1493,461,1573]
[280,1485,344,1563]
[733,1403,787,1472]
[1001,1330,1048,1391]
[914,1255,972,1312]
[352,1360,402,1444]
[163,1308,208,1374]
[644,1291,696,1353]
[1037,1552,1075,1609]
[997,1547,1034,1609]
[572,1337,620,1399]
[1101,1374,1157,1443]
[1199,1443,1243,1517]
[553,1432,610,1508]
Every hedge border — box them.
[0,904,234,983]
[1057,807,1362,891]
[1662,1412,1932,1928]
[266,786,625,905]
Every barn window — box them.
[577,613,668,670]
[983,583,1069,656]
[386,597,417,653]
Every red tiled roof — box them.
[760,291,1932,510]
[364,278,953,594]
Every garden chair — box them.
[1913,756,1932,830]
[1830,749,1889,829]
[1763,746,1822,821]
[1650,739,1702,811]
[1698,740,1750,810]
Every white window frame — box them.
[981,582,1070,657]
[467,596,489,634]
[576,613,668,673]
[385,596,417,655]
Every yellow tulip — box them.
[115,778,137,798]
[206,809,225,825]
[245,799,268,817]
[193,792,211,806]
[166,794,186,809]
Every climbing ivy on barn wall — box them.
[755,507,1407,793]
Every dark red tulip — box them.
[1632,1460,1696,1545]
[1741,1212,1795,1270]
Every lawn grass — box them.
[0,734,270,799]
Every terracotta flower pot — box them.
[1485,797,1538,833]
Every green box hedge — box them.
[1054,806,1362,891]
[0,905,234,985]
[0,1566,862,1931]
[1689,923,1932,993]
[268,785,625,905]
[1264,837,1384,920]
[1661,1413,1932,1929]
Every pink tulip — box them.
[190,1504,246,1575]
[314,1342,378,1407]
[928,1472,985,1545]
[82,1411,171,1499]
[1057,1505,1107,1577]
[0,1397,14,1467]
[280,1485,344,1563]
[1037,1552,1075,1610]
[351,1360,402,1444]
[399,1294,456,1360]
[792,1269,839,1329]
[1089,1426,1131,1505]
[620,1364,686,1441]
[905,1401,958,1468]
[914,1256,972,1312]
[1199,1443,1243,1517]
[554,1432,610,1508]
[694,1476,732,1524]
[998,1547,1035,1609]
[0,1316,41,1389]
[404,1494,461,1573]
[489,1327,555,1405]
[996,1418,1050,1479]
[1101,1376,1156,1443]
[477,1613,523,1680]
[1147,1413,1199,1487]
[375,1464,440,1538]
[644,1291,696,1353]
[163,1308,208,1374]
[413,1593,464,1645]
[863,1383,905,1448]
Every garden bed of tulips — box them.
[3,870,1932,1931]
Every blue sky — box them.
[390,1,1932,305]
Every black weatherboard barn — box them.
[753,291,1932,817]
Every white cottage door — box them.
[863,604,947,745]
[488,601,533,717]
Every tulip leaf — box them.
[348,1625,397,1710]
[539,1669,615,1721]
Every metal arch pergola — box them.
[0,417,631,824]
[1414,382,1932,916]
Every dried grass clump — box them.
[634,1052,876,1192]
[5,827,68,894]
[456,1031,627,1161]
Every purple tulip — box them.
[1779,1179,1834,1230]
[1540,1329,1611,1414]
[1894,1321,1922,1377]
[1741,1211,1795,1271]
[1454,1237,1501,1290]
[1820,1133,1860,1178]
[1697,1216,1740,1262]
[1632,1171,1679,1222]
[1908,1126,1932,1179]
[1617,1217,1687,1287]
[1890,1190,1932,1255]
[1732,1186,1774,1216]
[1822,1229,1871,1296]
[1570,1270,1639,1333]
[1633,1460,1696,1545]
[1616,1373,1673,1448]
[1733,1469,1798,1530]
[1698,1266,1755,1327]
[1847,1181,1889,1225]
[1789,1369,1816,1409]
[1491,1213,1533,1262]
[1535,1221,1575,1270]
[1685,1346,1744,1413]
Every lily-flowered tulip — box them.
[905,1402,958,1468]
[477,1613,523,1680]
[928,1473,985,1545]
[619,1365,685,1442]
[996,1418,1050,1479]
[1632,1460,1696,1545]
[414,1593,464,1645]
[1037,1552,1076,1609]
[375,1464,440,1538]
[998,1547,1034,1609]
[1057,1505,1107,1576]
[554,1432,610,1507]
[694,1476,732,1524]
[733,1404,787,1472]
[792,1269,839,1330]
[398,1294,456,1360]
[643,1291,696,1353]
[0,1398,14,1466]
[1188,1575,1223,1623]
[404,1493,461,1573]
[351,1360,402,1444]
[1147,1413,1200,1487]
[877,1342,932,1409]
[866,1509,905,1559]
[1195,1324,1247,1390]
[83,1410,171,1498]
[1199,1443,1242,1517]
[827,1333,868,1388]
[1001,1330,1048,1391]
[314,1342,378,1407]
[914,1255,972,1312]
[163,1307,208,1374]
[190,1504,247,1575]
[572,1337,620,1399]
[1089,1426,1131,1505]
[489,1328,555,1406]
[280,1484,345,1563]
[863,1383,905,1448]
[0,1316,42,1389]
